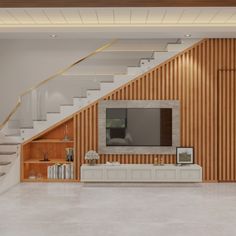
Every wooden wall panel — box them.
[218,70,236,181]
[76,39,236,182]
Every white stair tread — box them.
[0,161,11,166]
[0,152,16,155]
[0,172,5,177]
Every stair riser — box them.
[0,165,11,174]
[0,145,19,153]
[0,137,22,144]
[0,154,17,162]
[100,83,117,93]
[73,98,87,106]
[127,67,142,75]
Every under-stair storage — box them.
[21,116,77,182]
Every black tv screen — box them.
[106,108,172,146]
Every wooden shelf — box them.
[22,179,79,183]
[24,159,74,164]
[31,139,74,143]
[21,117,77,182]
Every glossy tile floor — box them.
[0,183,236,236]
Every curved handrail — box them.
[0,39,117,130]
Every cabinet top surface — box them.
[82,164,202,169]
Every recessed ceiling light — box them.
[50,34,57,38]
[185,34,192,38]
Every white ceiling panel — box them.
[0,9,18,24]
[79,9,98,24]
[61,8,82,24]
[8,9,34,24]
[131,8,148,24]
[96,8,114,24]
[178,9,201,23]
[146,8,166,24]
[114,8,131,24]
[25,9,50,24]
[211,9,236,23]
[0,7,234,27]
[194,9,219,23]
[43,9,66,24]
[226,12,236,23]
[163,8,184,23]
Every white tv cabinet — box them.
[81,164,202,183]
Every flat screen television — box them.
[106,108,172,146]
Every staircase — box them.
[0,38,200,193]
[0,143,20,194]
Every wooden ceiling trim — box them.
[0,0,235,8]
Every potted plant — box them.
[85,150,99,165]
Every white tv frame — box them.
[98,100,180,154]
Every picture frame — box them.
[176,147,194,164]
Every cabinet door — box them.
[81,168,103,181]
[154,169,177,181]
[130,168,152,181]
[178,169,201,181]
[105,168,127,181]
[218,70,236,181]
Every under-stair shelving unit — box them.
[21,116,78,182]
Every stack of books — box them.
[47,163,74,179]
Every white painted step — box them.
[167,39,200,52]
[140,58,154,67]
[73,97,87,106]
[0,144,19,153]
[0,136,22,144]
[127,66,143,75]
[0,162,12,175]
[100,81,117,93]
[0,154,20,194]
[86,89,101,102]
[0,153,17,162]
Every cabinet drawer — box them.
[130,169,152,181]
[81,169,103,181]
[154,169,177,181]
[106,169,127,181]
[179,169,201,180]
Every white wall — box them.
[0,38,108,124]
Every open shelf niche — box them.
[21,116,78,182]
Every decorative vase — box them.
[88,159,96,165]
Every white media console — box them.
[81,164,202,183]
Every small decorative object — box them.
[65,148,74,162]
[85,150,99,165]
[28,170,36,180]
[106,161,120,166]
[176,147,194,165]
[159,156,165,166]
[63,124,70,141]
[36,172,43,179]
[40,151,50,162]
[153,157,158,165]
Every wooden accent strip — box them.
[218,70,236,182]
[0,0,235,7]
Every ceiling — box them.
[0,7,235,39]
[0,7,236,25]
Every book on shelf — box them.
[47,163,74,179]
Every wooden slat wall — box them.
[77,39,236,182]
[218,70,236,182]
